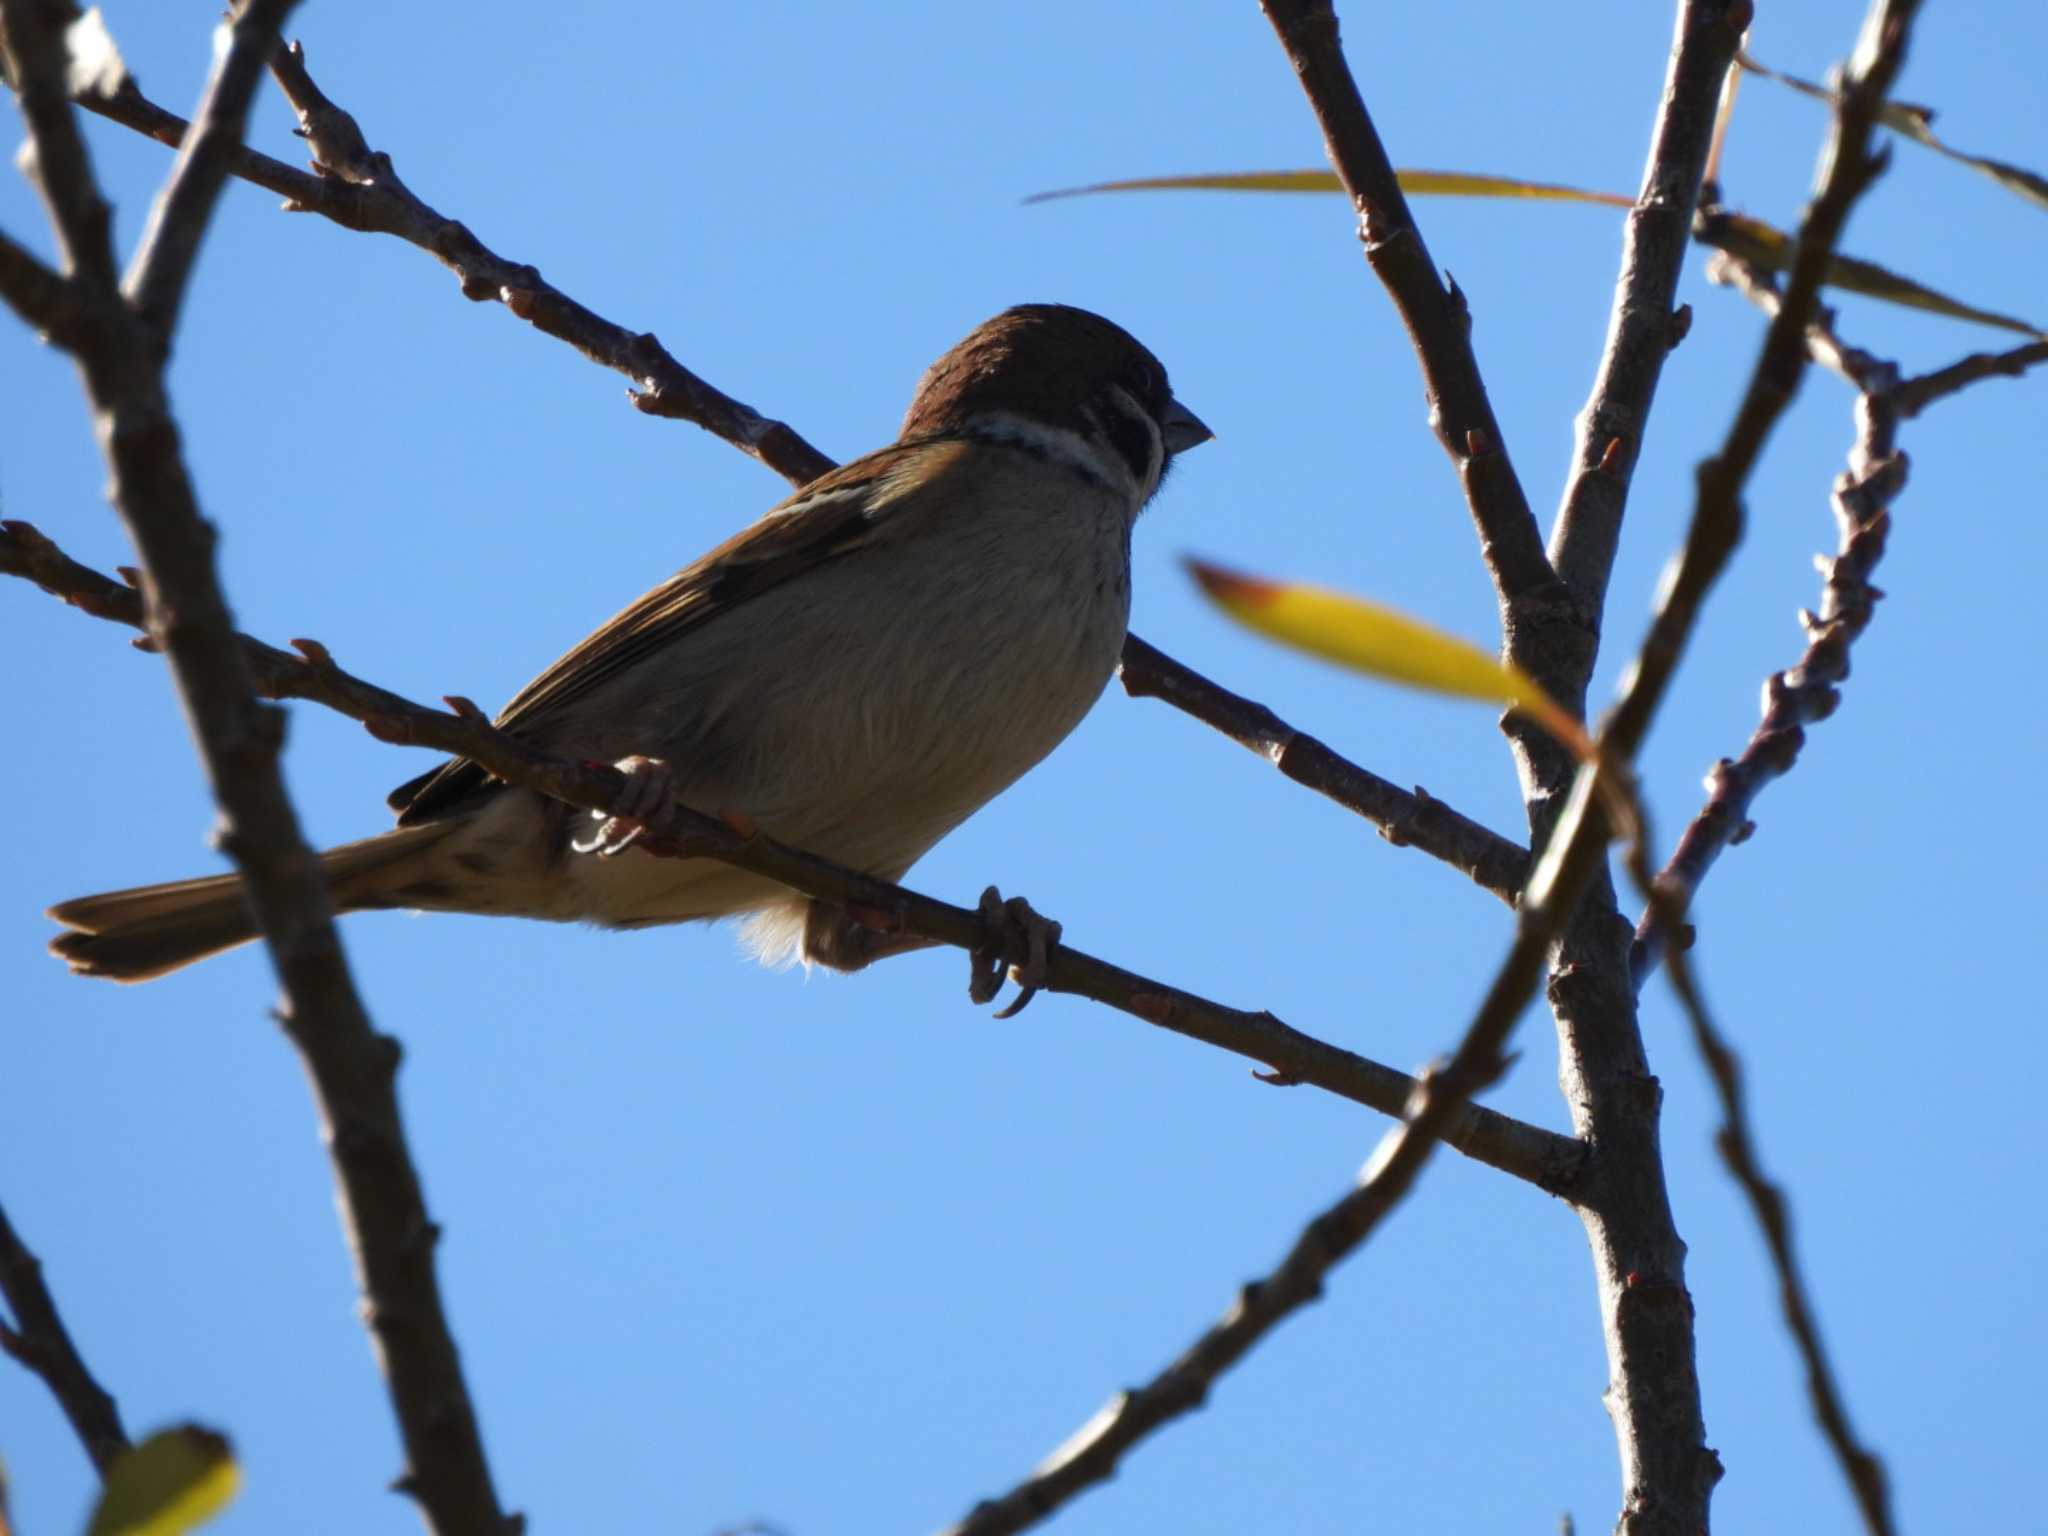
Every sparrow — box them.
[49,303,1211,985]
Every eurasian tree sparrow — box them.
[49,303,1210,983]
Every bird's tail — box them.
[48,823,455,983]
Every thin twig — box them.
[1892,339,2048,416]
[68,34,832,485]
[121,0,288,331]
[1119,635,1529,905]
[0,3,515,1530]
[1619,835,1895,1536]
[0,0,117,291]
[943,751,1623,1536]
[1608,0,1922,761]
[1258,0,1555,616]
[1632,259,1902,987]
[0,1199,129,1476]
[0,520,1583,1192]
[1548,0,1748,619]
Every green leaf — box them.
[1026,168,1632,208]
[85,1427,239,1536]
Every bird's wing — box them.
[389,438,969,825]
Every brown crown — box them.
[899,304,1174,442]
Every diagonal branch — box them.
[0,0,117,290]
[942,748,1623,1536]
[1632,259,1903,987]
[1605,0,1923,762]
[121,0,293,332]
[0,220,88,344]
[0,519,1583,1193]
[0,1198,129,1476]
[1619,834,1896,1536]
[0,4,515,1531]
[1258,0,1554,618]
[1118,635,1529,905]
[1892,338,2048,416]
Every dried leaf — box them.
[1026,168,1632,209]
[1697,210,2046,336]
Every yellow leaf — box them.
[1186,558,1595,761]
[1026,168,1631,208]
[1696,210,2046,336]
[86,1427,239,1536]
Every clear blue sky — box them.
[3,4,2042,1533]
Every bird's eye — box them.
[1122,359,1164,405]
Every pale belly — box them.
[517,483,1136,932]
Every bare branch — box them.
[0,1,515,1527]
[0,0,117,291]
[62,37,833,488]
[0,520,1583,1192]
[1119,635,1530,906]
[1633,259,1902,986]
[1619,835,1896,1536]
[0,1199,128,1476]
[1605,0,1923,762]
[0,221,87,344]
[1548,0,1748,615]
[122,0,294,332]
[1257,0,1554,615]
[943,745,1623,1536]
[1542,9,1925,1529]
[1893,339,2048,417]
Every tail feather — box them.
[48,824,455,983]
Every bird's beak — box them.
[1161,396,1214,456]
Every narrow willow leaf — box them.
[1697,210,2046,336]
[1186,557,1595,761]
[1740,52,2048,212]
[1026,168,1631,208]
[86,1426,239,1536]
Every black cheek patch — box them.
[1098,401,1159,488]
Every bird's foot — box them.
[572,755,676,856]
[970,885,1063,1018]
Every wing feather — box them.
[390,440,961,824]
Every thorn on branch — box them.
[1464,427,1491,459]
[1669,303,1694,349]
[1599,437,1628,475]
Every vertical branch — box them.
[1548,2,1747,617]
[1258,0,1554,616]
[0,3,514,1530]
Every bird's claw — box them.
[572,755,675,856]
[971,885,1062,1018]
